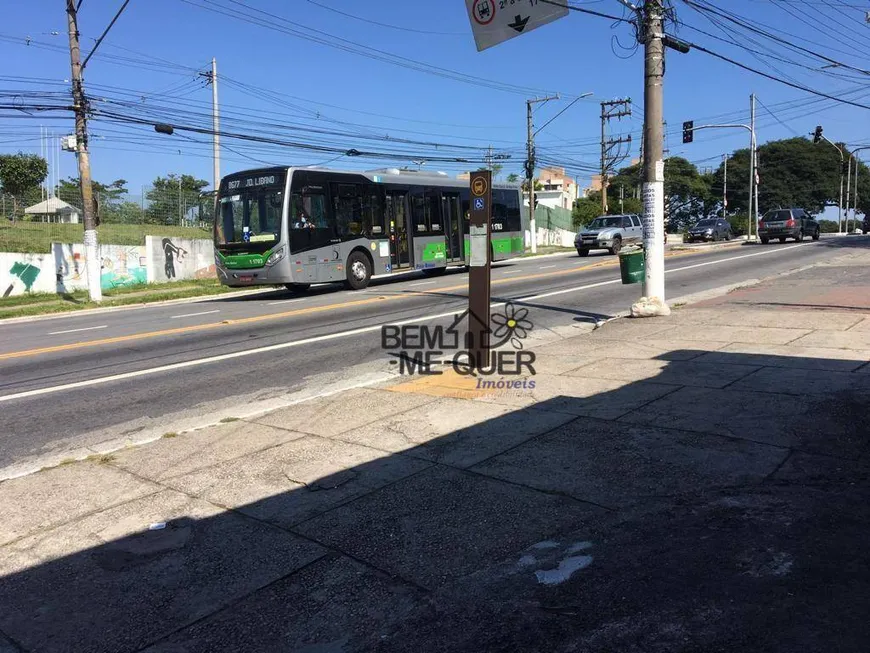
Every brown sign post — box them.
[467,170,492,369]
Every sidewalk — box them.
[1,247,869,652]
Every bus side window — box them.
[426,188,442,233]
[505,188,521,232]
[362,186,383,237]
[409,187,429,234]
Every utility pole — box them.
[722,154,727,219]
[66,0,102,302]
[748,93,756,241]
[200,59,221,196]
[526,94,559,254]
[600,98,632,215]
[845,151,852,233]
[631,0,669,317]
[619,184,624,213]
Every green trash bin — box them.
[619,247,645,284]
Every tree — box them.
[718,137,844,217]
[572,196,601,228]
[0,153,48,219]
[506,173,519,184]
[58,177,130,223]
[145,174,209,225]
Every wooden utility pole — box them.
[66,0,102,302]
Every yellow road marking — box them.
[0,247,705,362]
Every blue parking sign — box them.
[474,197,485,211]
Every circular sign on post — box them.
[472,177,488,197]
[472,0,496,26]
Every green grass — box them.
[0,278,263,320]
[0,220,210,253]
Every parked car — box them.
[575,214,642,256]
[685,218,732,243]
[758,208,820,244]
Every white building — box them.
[24,197,81,224]
[523,166,578,210]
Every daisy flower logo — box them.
[491,302,533,350]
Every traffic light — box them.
[682,121,694,144]
[813,125,823,143]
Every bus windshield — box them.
[216,186,284,251]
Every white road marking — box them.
[47,325,108,336]
[267,298,306,306]
[539,264,557,269]
[409,280,436,287]
[501,270,519,275]
[170,309,220,319]
[0,241,821,404]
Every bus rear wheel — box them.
[344,251,372,290]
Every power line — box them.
[82,0,132,69]
[304,0,464,36]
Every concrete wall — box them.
[1,237,215,298]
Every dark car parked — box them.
[758,208,820,244]
[685,218,732,243]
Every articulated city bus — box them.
[213,166,525,291]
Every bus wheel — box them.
[285,283,310,293]
[422,267,447,276]
[344,251,372,290]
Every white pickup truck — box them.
[575,214,644,256]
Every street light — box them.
[813,126,845,233]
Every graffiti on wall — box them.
[101,247,147,289]
[54,244,85,294]
[161,238,188,279]
[5,260,41,296]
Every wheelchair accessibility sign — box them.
[474,197,485,211]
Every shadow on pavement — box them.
[1,348,869,652]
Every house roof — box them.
[24,197,81,214]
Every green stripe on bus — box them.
[421,241,447,263]
[217,250,271,269]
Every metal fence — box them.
[0,188,214,253]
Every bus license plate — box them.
[238,275,253,282]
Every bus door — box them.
[387,193,411,268]
[442,193,463,261]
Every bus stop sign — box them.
[466,0,569,52]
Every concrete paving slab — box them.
[528,352,598,375]
[251,388,436,437]
[848,317,870,332]
[791,330,870,351]
[164,435,431,529]
[586,320,675,339]
[142,554,423,653]
[730,366,870,396]
[669,308,865,331]
[770,451,870,485]
[694,343,870,372]
[112,420,307,482]
[0,489,325,653]
[568,358,760,389]
[471,418,787,509]
[332,398,577,468]
[295,466,600,590]
[0,461,157,546]
[477,374,678,420]
[368,485,870,653]
[619,386,868,457]
[535,337,716,361]
[660,324,810,345]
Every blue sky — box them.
[2,0,869,195]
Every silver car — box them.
[575,214,643,256]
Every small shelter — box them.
[23,197,81,224]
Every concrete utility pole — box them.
[631,0,669,317]
[722,154,727,219]
[526,94,559,254]
[749,93,756,241]
[66,0,102,302]
[850,147,870,232]
[846,150,852,233]
[211,58,220,195]
[599,98,632,215]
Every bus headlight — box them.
[266,246,285,266]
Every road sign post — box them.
[468,170,492,369]
[465,0,569,51]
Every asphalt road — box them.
[0,235,856,474]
